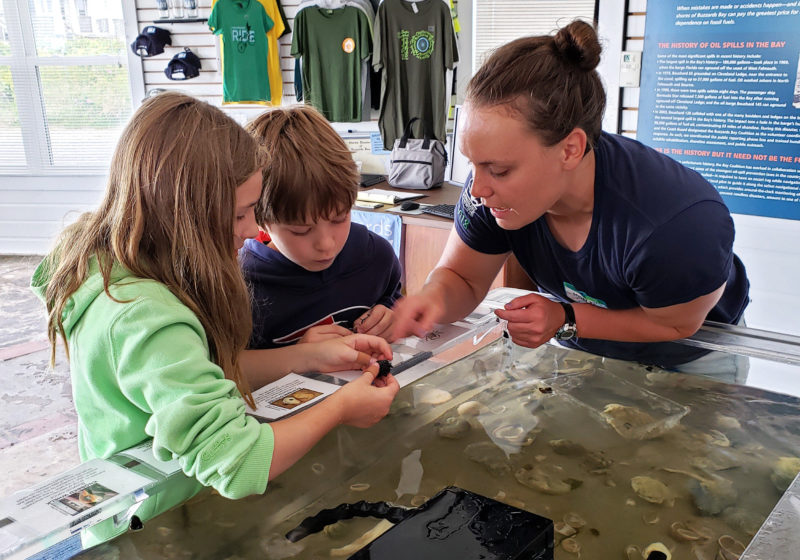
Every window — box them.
[0,0,132,172]
[474,0,597,70]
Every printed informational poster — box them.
[638,0,800,220]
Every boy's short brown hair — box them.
[246,105,359,225]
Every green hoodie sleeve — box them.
[108,289,274,499]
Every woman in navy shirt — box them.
[392,20,749,377]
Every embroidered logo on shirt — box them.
[342,37,355,53]
[564,282,608,308]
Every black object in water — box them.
[286,487,553,560]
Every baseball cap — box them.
[164,48,202,81]
[130,26,172,57]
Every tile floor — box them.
[0,255,79,498]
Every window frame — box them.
[0,0,144,177]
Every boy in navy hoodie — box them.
[241,106,402,349]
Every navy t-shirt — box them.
[240,222,403,349]
[455,132,749,368]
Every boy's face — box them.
[264,209,351,272]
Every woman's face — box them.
[459,103,569,230]
[233,170,262,253]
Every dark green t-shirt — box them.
[209,0,274,104]
[373,0,458,148]
[291,6,371,122]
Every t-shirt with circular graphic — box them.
[291,5,371,122]
[373,0,459,149]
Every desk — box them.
[359,182,536,294]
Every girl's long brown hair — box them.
[44,92,259,407]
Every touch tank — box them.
[73,329,800,560]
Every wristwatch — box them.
[555,302,578,341]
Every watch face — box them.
[556,325,577,341]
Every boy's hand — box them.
[354,305,395,341]
[298,324,352,344]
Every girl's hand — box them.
[332,362,400,428]
[354,305,395,341]
[308,333,392,373]
[391,293,445,341]
[494,293,566,348]
[298,324,352,344]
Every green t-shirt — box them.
[291,6,371,122]
[209,0,274,104]
[373,0,459,148]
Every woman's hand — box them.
[331,362,400,428]
[354,305,395,340]
[305,333,392,373]
[391,293,445,340]
[494,293,566,348]
[298,324,352,344]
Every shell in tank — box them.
[436,416,471,439]
[464,442,511,477]
[770,456,800,492]
[602,404,670,440]
[514,463,579,495]
[630,476,675,506]
[414,384,453,405]
[457,400,488,417]
[688,473,738,515]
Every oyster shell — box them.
[717,535,745,560]
[661,467,738,515]
[457,401,488,417]
[602,404,670,440]
[631,476,675,506]
[669,520,711,542]
[549,439,586,456]
[770,456,800,492]
[436,416,471,439]
[464,442,511,477]
[515,464,579,495]
[561,537,580,554]
[688,474,737,515]
[415,385,453,405]
[563,512,586,529]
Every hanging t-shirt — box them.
[213,0,285,106]
[209,0,273,105]
[373,0,458,149]
[291,6,372,122]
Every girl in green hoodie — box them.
[32,91,399,545]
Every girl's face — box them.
[264,210,351,272]
[234,170,262,253]
[459,103,570,230]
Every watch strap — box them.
[560,301,576,326]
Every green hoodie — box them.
[31,256,274,544]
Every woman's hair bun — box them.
[553,20,601,72]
